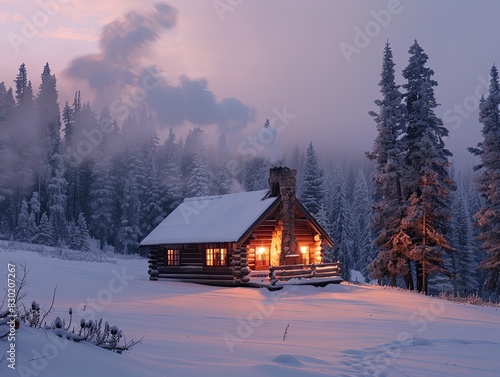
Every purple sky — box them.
[1,0,499,168]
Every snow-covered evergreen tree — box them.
[181,127,205,177]
[13,64,37,212]
[463,175,487,294]
[65,101,97,223]
[89,109,119,250]
[159,128,183,213]
[76,212,91,251]
[0,216,11,240]
[47,153,68,244]
[34,212,53,245]
[29,191,41,223]
[139,134,164,235]
[214,133,232,195]
[351,169,373,278]
[0,82,15,203]
[300,142,325,218]
[367,42,409,287]
[36,63,61,210]
[400,40,455,294]
[468,64,500,295]
[27,211,38,242]
[448,177,479,296]
[67,220,80,250]
[117,173,142,253]
[329,164,353,281]
[185,151,212,198]
[15,199,30,242]
[243,156,270,191]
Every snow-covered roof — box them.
[140,190,279,245]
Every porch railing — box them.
[268,262,341,284]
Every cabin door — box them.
[255,247,270,270]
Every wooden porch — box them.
[244,262,342,289]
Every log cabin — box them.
[139,167,341,287]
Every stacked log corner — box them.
[232,247,250,285]
[148,248,160,281]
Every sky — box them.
[1,0,499,169]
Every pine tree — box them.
[181,127,205,177]
[449,178,479,296]
[367,41,409,287]
[15,199,30,242]
[76,212,91,251]
[89,108,119,249]
[139,134,164,235]
[463,176,487,294]
[214,133,232,195]
[468,65,500,295]
[67,220,80,250]
[47,153,68,244]
[185,152,213,198]
[159,128,183,213]
[352,169,373,277]
[13,64,37,215]
[243,156,270,191]
[400,40,455,294]
[36,63,61,212]
[329,165,353,281]
[0,216,11,240]
[34,212,53,245]
[300,142,325,218]
[0,82,15,203]
[29,191,41,223]
[117,173,142,253]
[65,101,97,223]
[27,212,38,242]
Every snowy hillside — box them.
[1,246,499,377]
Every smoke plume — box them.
[64,2,255,133]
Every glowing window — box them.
[255,247,270,269]
[300,245,310,264]
[166,249,180,266]
[206,248,227,266]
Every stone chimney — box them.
[268,167,298,265]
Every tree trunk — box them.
[416,261,423,292]
[405,259,414,290]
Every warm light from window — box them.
[257,247,266,255]
[206,248,227,266]
[300,246,308,254]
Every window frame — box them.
[166,249,180,266]
[205,247,228,267]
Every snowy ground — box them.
[0,247,499,377]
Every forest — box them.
[0,41,498,300]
